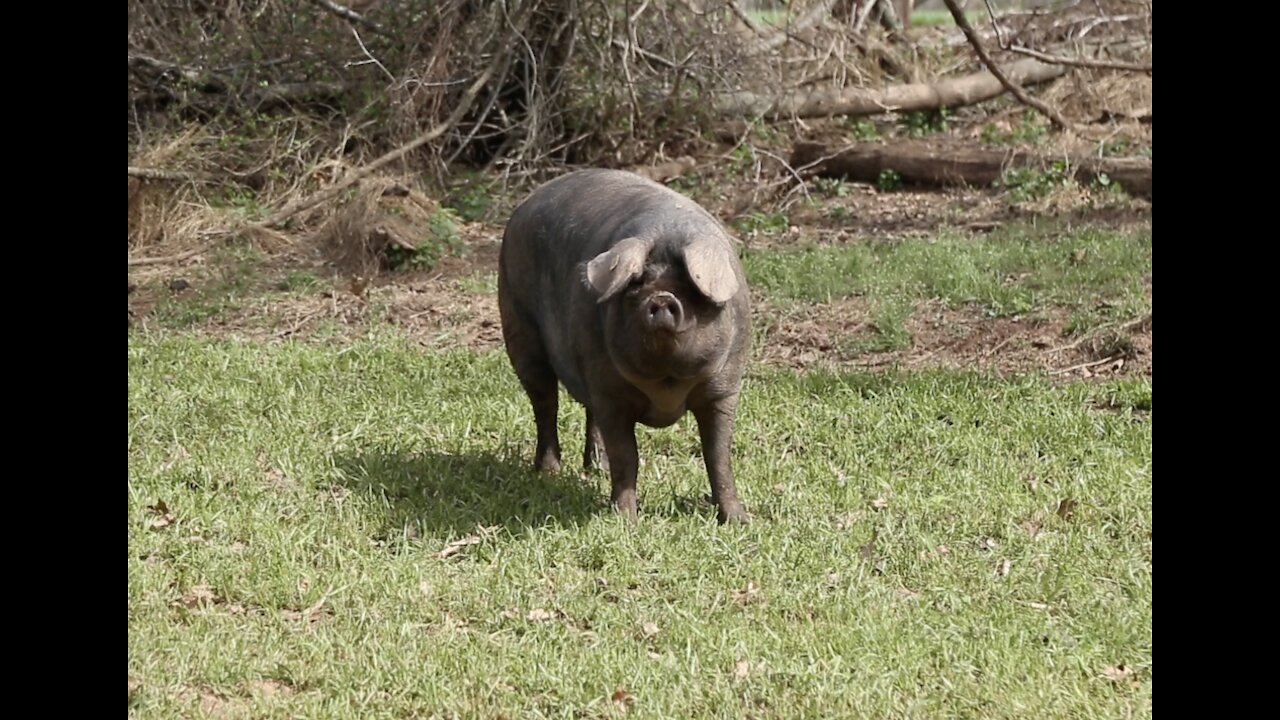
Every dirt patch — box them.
[754,296,1150,379]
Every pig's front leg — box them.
[596,412,640,520]
[692,396,749,524]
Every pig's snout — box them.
[644,292,683,333]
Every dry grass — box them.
[312,177,449,279]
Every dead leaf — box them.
[179,688,227,716]
[647,650,663,660]
[1021,518,1044,540]
[895,587,921,601]
[1023,474,1040,492]
[1056,498,1079,521]
[1071,248,1089,264]
[935,544,950,555]
[631,156,696,184]
[438,534,483,559]
[179,584,220,608]
[349,275,370,298]
[1102,664,1133,682]
[858,528,880,560]
[833,511,864,531]
[731,581,761,602]
[437,525,500,559]
[1022,601,1051,610]
[825,572,840,587]
[147,500,176,530]
[526,608,556,622]
[870,496,890,510]
[248,679,294,699]
[129,678,142,698]
[981,537,998,551]
[772,483,787,494]
[418,581,434,598]
[264,466,290,489]
[281,588,332,624]
[641,621,660,639]
[160,446,190,471]
[996,558,1012,577]
[734,659,751,679]
[230,540,249,553]
[611,687,636,709]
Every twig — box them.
[1008,45,1151,73]
[127,243,215,267]
[305,0,392,39]
[610,39,694,76]
[753,147,812,204]
[347,27,395,81]
[943,0,1072,131]
[277,308,327,338]
[853,0,878,33]
[127,166,215,182]
[728,1,769,37]
[984,335,1016,357]
[1048,314,1150,354]
[1049,355,1121,376]
[746,0,839,56]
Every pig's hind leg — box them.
[499,307,563,473]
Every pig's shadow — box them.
[332,447,606,538]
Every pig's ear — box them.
[586,237,650,303]
[683,238,740,304]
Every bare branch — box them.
[941,0,1072,131]
[305,0,392,40]
[727,1,769,37]
[1008,44,1150,73]
[127,244,215,267]
[347,27,395,81]
[128,166,214,182]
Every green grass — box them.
[129,332,1151,718]
[911,8,986,27]
[744,223,1152,332]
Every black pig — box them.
[498,169,752,523]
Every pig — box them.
[497,168,752,524]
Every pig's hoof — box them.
[717,505,750,525]
[534,455,562,473]
[611,497,639,522]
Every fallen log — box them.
[790,140,1151,199]
[714,57,1067,120]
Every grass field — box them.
[128,216,1151,717]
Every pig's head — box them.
[586,234,743,379]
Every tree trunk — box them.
[715,57,1066,119]
[790,140,1151,199]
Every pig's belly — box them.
[633,376,696,428]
